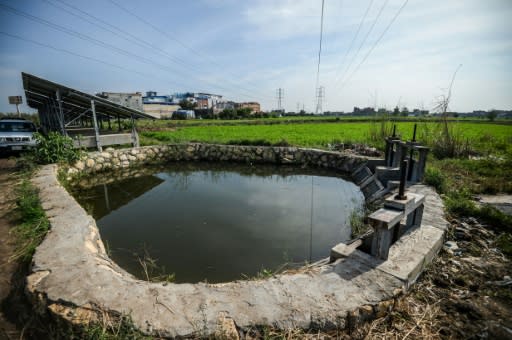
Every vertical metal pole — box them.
[117,114,121,132]
[395,160,408,200]
[392,124,396,138]
[408,124,418,180]
[103,184,110,212]
[56,89,66,136]
[16,103,20,117]
[91,100,102,152]
[130,113,139,147]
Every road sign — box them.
[8,96,22,105]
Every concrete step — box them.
[375,166,400,186]
[351,165,373,185]
[387,180,400,190]
[360,175,385,200]
[330,239,364,261]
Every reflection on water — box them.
[71,162,364,283]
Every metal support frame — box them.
[56,89,66,136]
[130,113,139,147]
[90,100,102,152]
[65,108,91,127]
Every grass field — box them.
[140,121,512,155]
[136,115,509,129]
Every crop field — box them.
[140,121,512,154]
[136,115,502,129]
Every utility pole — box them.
[315,86,324,115]
[276,88,284,111]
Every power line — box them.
[332,0,374,85]
[339,0,409,90]
[314,0,325,115]
[0,31,178,86]
[44,0,272,101]
[107,0,268,96]
[46,0,189,68]
[315,0,326,91]
[334,0,389,89]
[0,2,264,102]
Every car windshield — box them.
[0,122,36,132]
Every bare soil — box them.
[0,157,22,339]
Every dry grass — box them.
[243,216,512,340]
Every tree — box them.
[400,107,409,116]
[393,106,400,116]
[236,107,252,118]
[486,110,498,121]
[179,99,197,110]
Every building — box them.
[142,104,181,119]
[214,101,236,113]
[142,91,177,104]
[142,91,179,119]
[194,93,222,109]
[174,109,196,120]
[236,102,261,113]
[174,92,223,110]
[96,92,143,111]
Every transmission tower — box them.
[315,86,325,114]
[276,88,284,111]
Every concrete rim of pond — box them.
[27,144,448,337]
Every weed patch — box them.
[33,132,82,165]
[11,178,50,262]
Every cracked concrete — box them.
[27,162,447,337]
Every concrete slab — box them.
[330,240,363,260]
[385,192,425,216]
[369,208,403,228]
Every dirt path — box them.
[0,158,22,339]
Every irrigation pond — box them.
[71,162,364,283]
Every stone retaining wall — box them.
[66,143,368,178]
[26,143,447,338]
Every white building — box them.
[96,92,143,111]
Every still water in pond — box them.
[72,162,364,283]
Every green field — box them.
[136,115,505,129]
[140,121,512,154]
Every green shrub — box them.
[495,233,512,257]
[444,190,477,216]
[424,166,447,193]
[445,190,512,232]
[33,132,82,164]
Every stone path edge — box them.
[27,144,448,338]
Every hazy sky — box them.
[1,0,511,113]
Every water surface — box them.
[72,162,364,283]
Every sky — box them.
[0,0,511,113]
